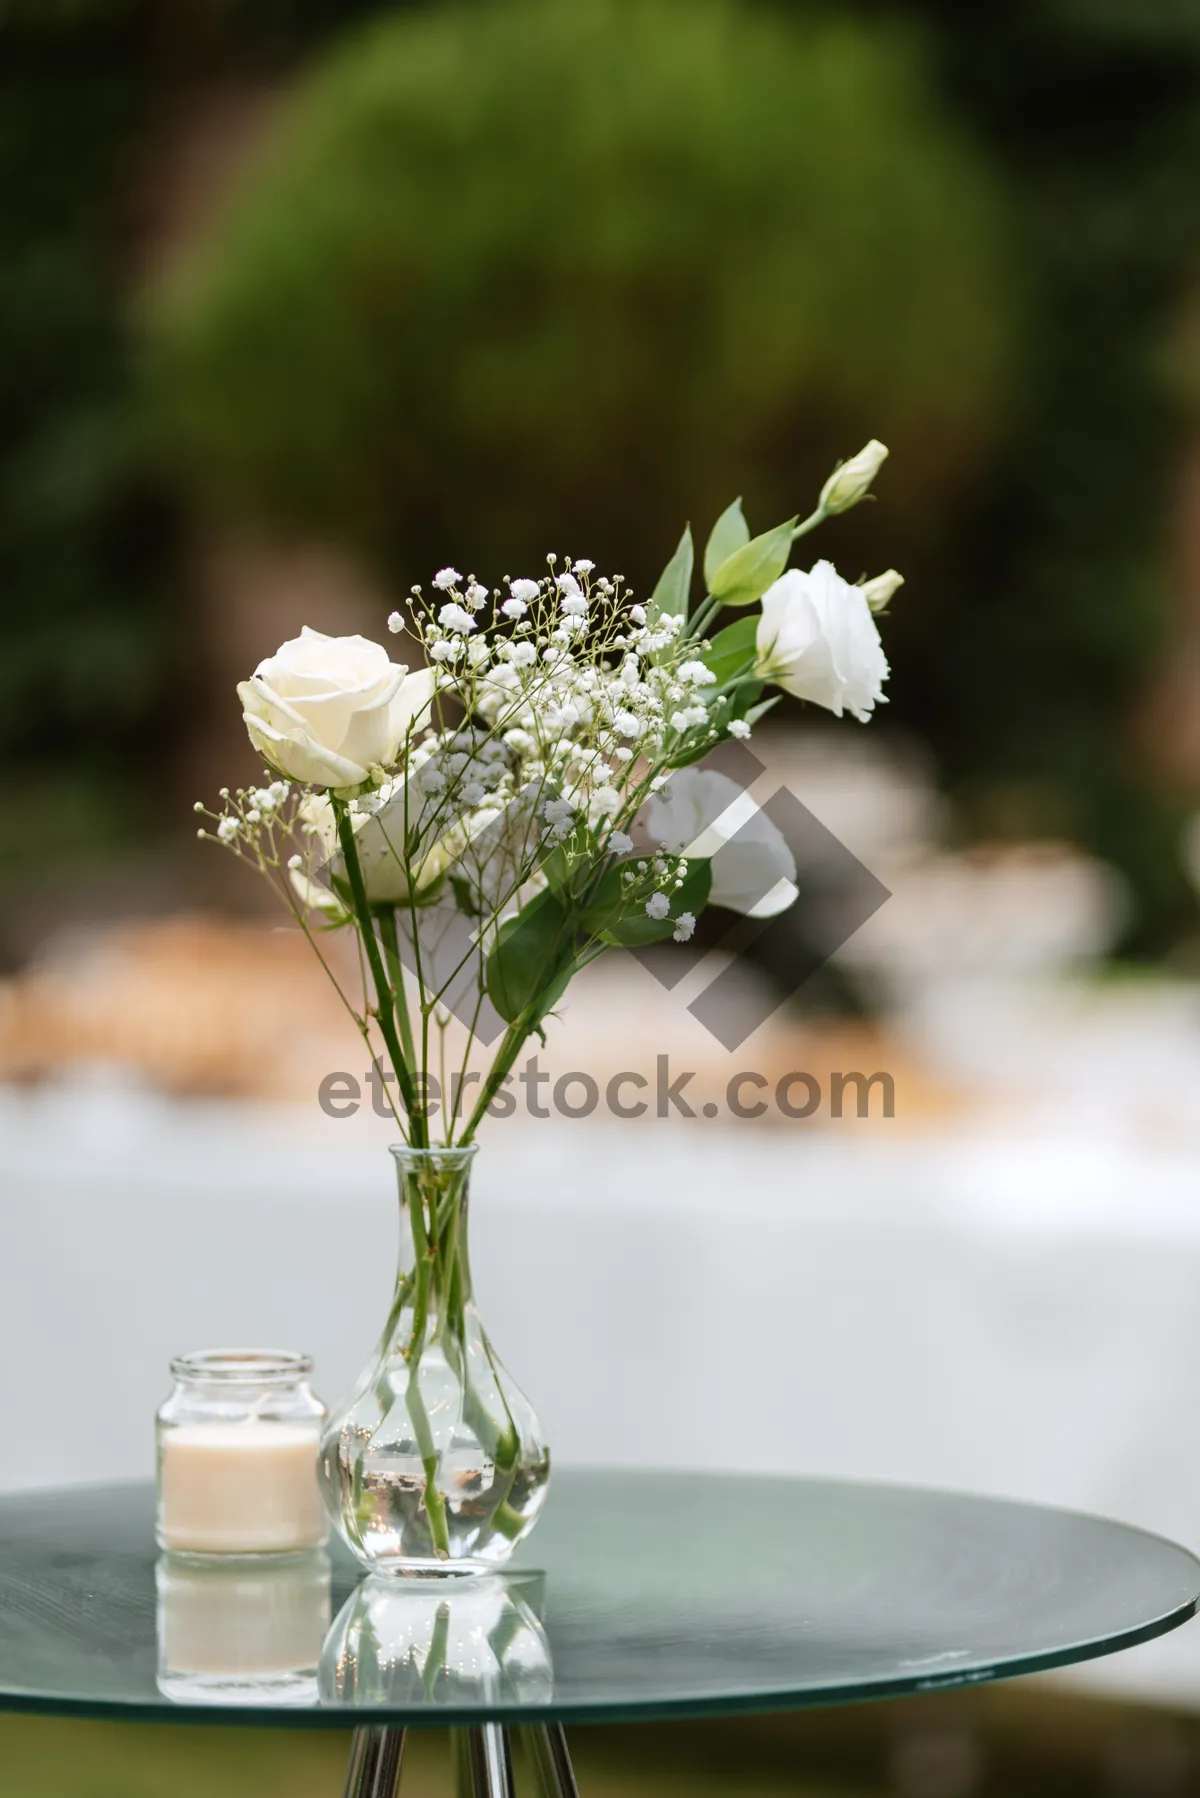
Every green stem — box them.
[379,908,428,1148]
[459,1007,540,1143]
[401,1177,451,1557]
[334,802,425,1143]
[686,592,722,642]
[791,504,826,540]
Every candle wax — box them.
[159,1422,326,1554]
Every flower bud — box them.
[860,568,904,613]
[819,440,889,516]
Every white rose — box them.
[237,626,436,789]
[755,562,888,722]
[645,768,797,919]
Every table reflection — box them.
[156,1549,331,1705]
[319,1571,554,1708]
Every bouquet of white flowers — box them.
[196,443,899,1572]
[198,441,897,1150]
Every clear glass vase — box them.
[318,1571,552,1706]
[319,1145,550,1574]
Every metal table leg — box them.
[453,1723,515,1797]
[523,1724,581,1797]
[344,1726,406,1798]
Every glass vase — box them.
[319,1145,550,1574]
[319,1571,552,1706]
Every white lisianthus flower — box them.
[645,768,797,919]
[237,627,435,789]
[755,562,888,722]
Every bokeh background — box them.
[6,1,1200,1793]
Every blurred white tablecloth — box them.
[3,1078,1200,1706]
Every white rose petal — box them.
[755,561,888,722]
[237,627,435,789]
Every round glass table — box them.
[0,1471,1196,1797]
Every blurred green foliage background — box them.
[3,0,1200,952]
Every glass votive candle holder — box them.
[156,1350,327,1557]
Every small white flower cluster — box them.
[324,556,743,944]
[608,851,697,942]
[194,778,294,861]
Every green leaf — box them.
[648,524,694,624]
[701,614,758,685]
[743,693,782,728]
[484,888,570,1022]
[580,857,712,947]
[729,677,765,720]
[703,498,749,589]
[538,842,574,894]
[709,518,796,606]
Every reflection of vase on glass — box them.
[319,1570,553,1708]
[156,1550,331,1705]
[319,1146,550,1574]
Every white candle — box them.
[158,1422,326,1554]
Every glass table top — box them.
[0,1472,1195,1727]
